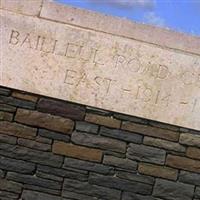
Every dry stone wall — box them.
[0,86,200,200]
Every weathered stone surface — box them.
[127,144,166,164]
[71,131,126,153]
[38,129,70,142]
[0,0,43,16]
[76,121,99,134]
[1,7,200,130]
[0,103,16,112]
[0,121,37,139]
[166,154,200,173]
[38,164,88,181]
[35,135,52,144]
[195,187,200,199]
[143,137,186,152]
[122,122,179,141]
[64,157,114,175]
[15,109,74,134]
[0,155,35,174]
[0,134,17,144]
[36,171,63,182]
[100,126,143,143]
[122,192,159,200]
[116,171,155,185]
[21,190,61,200]
[186,147,200,160]
[85,113,121,128]
[52,141,102,162]
[0,143,63,168]
[89,173,152,195]
[0,178,22,194]
[180,133,200,147]
[153,179,194,200]
[37,98,85,120]
[0,190,19,200]
[179,171,200,186]
[18,138,51,151]
[0,170,5,178]
[0,111,13,121]
[62,191,96,200]
[0,87,11,96]
[12,91,38,102]
[138,163,178,180]
[63,178,121,200]
[7,172,62,190]
[103,155,137,170]
[0,95,35,109]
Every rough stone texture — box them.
[143,136,186,152]
[85,113,121,128]
[153,179,194,200]
[15,109,74,134]
[166,154,200,173]
[100,126,143,143]
[0,85,199,199]
[52,141,102,162]
[12,91,38,102]
[71,131,126,153]
[138,163,178,180]
[180,133,200,147]
[122,122,179,141]
[37,98,85,120]
[127,143,166,165]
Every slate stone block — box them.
[64,157,114,175]
[127,143,166,165]
[153,179,194,200]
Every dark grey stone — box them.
[22,190,61,200]
[18,138,51,151]
[100,126,143,143]
[89,173,152,195]
[195,187,200,199]
[103,155,137,171]
[0,134,17,144]
[0,88,11,96]
[35,136,52,144]
[0,155,35,174]
[0,178,22,193]
[23,185,60,195]
[0,96,35,109]
[0,169,5,178]
[39,129,70,142]
[37,165,88,181]
[36,171,63,182]
[116,171,155,185]
[127,144,166,164]
[0,103,16,112]
[63,178,121,200]
[64,157,114,175]
[122,192,159,200]
[179,171,200,186]
[153,179,194,200]
[71,131,126,153]
[0,143,63,167]
[76,121,99,134]
[62,191,99,200]
[7,172,62,190]
[0,190,19,200]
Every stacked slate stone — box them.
[0,86,200,200]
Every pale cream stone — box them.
[40,0,200,56]
[1,9,200,131]
[0,0,43,16]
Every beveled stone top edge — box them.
[39,0,200,56]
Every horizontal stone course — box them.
[52,141,102,162]
[180,133,200,147]
[71,131,126,153]
[122,122,179,142]
[127,143,166,165]
[15,109,74,134]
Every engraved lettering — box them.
[64,69,77,85]
[9,30,20,45]
[21,33,32,49]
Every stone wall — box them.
[0,85,200,200]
